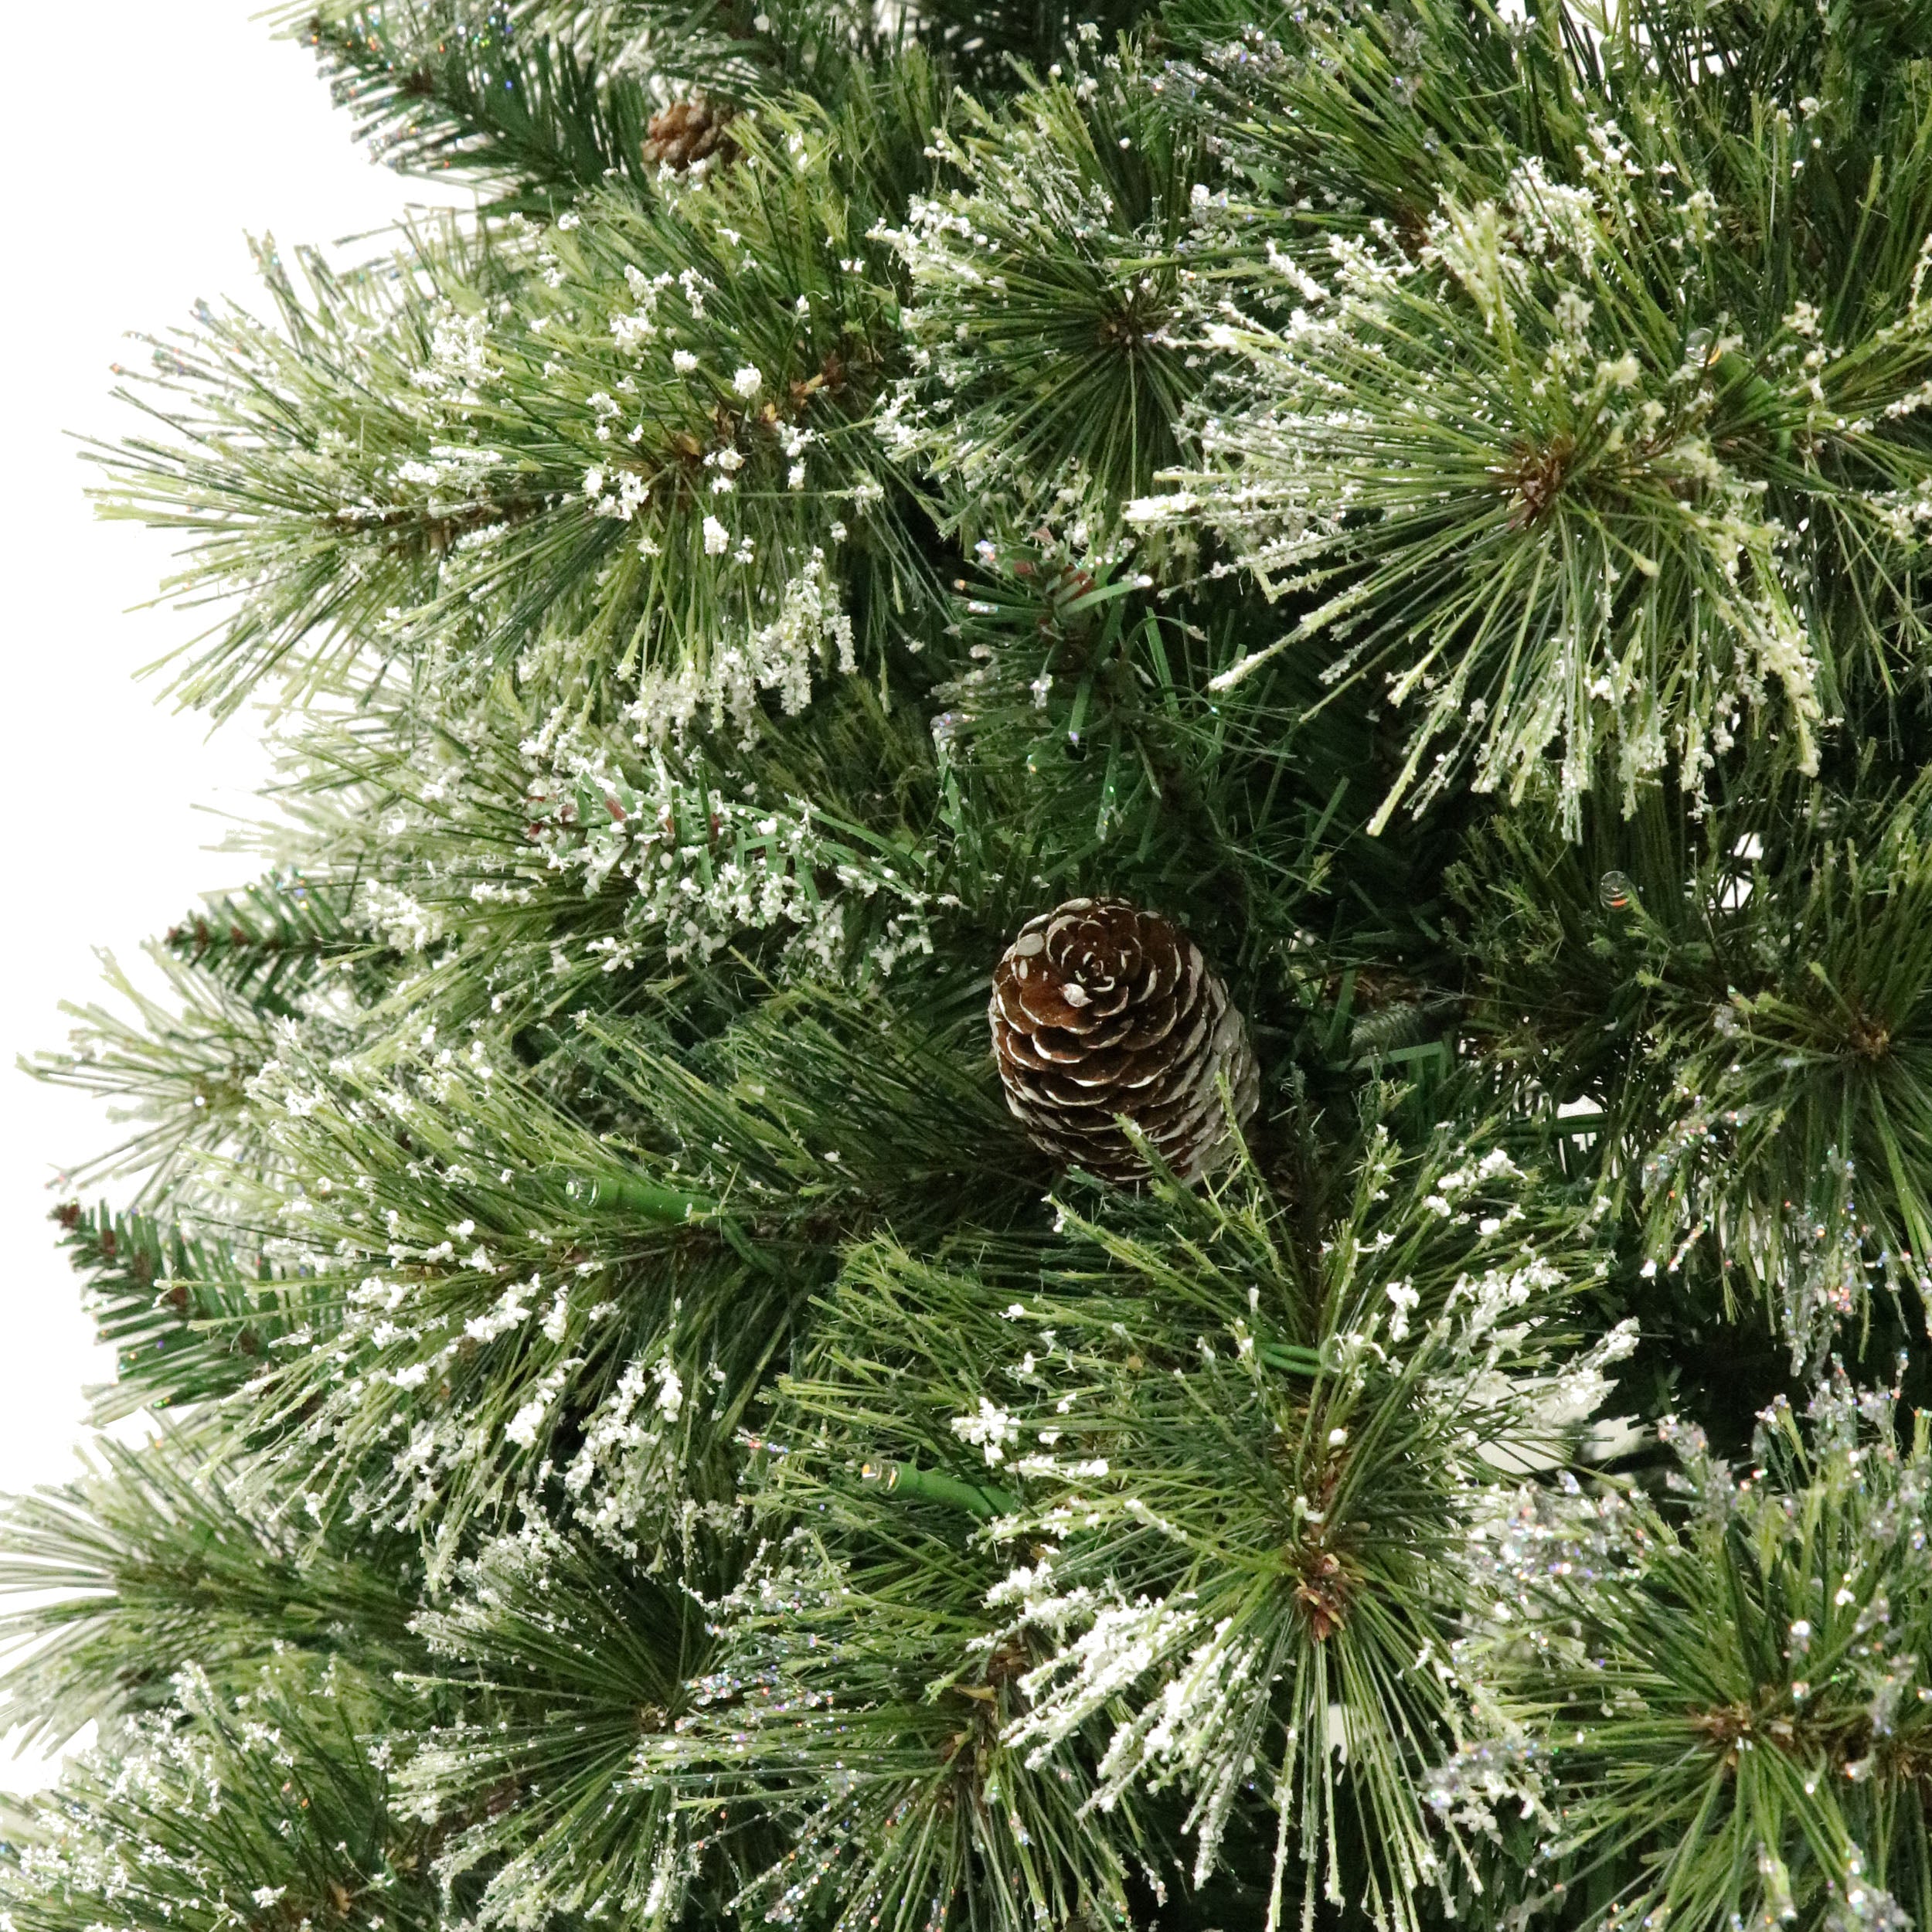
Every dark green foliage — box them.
[0,1658,447,1932]
[747,1113,1606,1932]
[903,0,1152,86]
[1479,1377,1932,1932]
[290,2,667,213]
[885,59,1209,523]
[1446,766,1932,1369]
[46,1200,296,1420]
[404,1522,733,1930]
[924,537,1400,978]
[163,875,383,1019]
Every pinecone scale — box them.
[642,98,736,172]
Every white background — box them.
[0,0,468,1790]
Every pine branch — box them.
[90,83,947,722]
[754,1099,1611,1927]
[400,1521,743,1929]
[0,1427,423,1752]
[21,947,293,1206]
[1448,760,1932,1359]
[883,56,1209,527]
[1138,0,1932,834]
[39,6,1932,1931]
[286,2,663,213]
[1472,1375,1932,1932]
[164,874,384,1019]
[47,1199,301,1420]
[213,970,1039,1574]
[0,1656,447,1932]
[642,1415,1155,1932]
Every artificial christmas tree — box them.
[13,4,1932,1932]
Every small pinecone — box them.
[642,98,736,172]
[989,896,1260,1184]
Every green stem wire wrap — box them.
[859,1460,1022,1520]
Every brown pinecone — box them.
[642,98,736,172]
[989,896,1260,1184]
